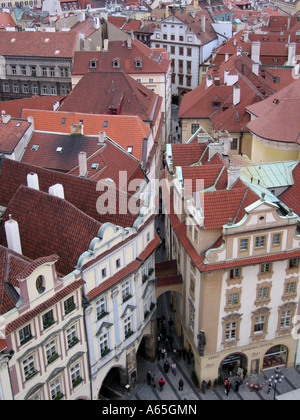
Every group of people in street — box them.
[146,371,184,393]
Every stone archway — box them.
[219,352,248,378]
[98,365,127,400]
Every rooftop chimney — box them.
[78,151,87,177]
[233,85,241,106]
[227,166,241,189]
[252,62,259,76]
[71,123,83,135]
[49,184,64,199]
[287,42,296,66]
[5,215,22,254]
[225,53,229,62]
[1,111,11,124]
[103,39,108,52]
[251,41,260,64]
[206,74,213,89]
[27,173,39,190]
[127,37,132,48]
[98,131,106,145]
[201,15,206,33]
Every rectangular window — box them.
[50,378,62,400]
[240,238,248,251]
[64,296,75,314]
[258,287,269,300]
[280,310,291,328]
[101,267,107,279]
[272,233,281,246]
[124,315,133,339]
[42,310,54,329]
[71,362,82,387]
[228,293,239,305]
[260,263,271,273]
[116,258,121,269]
[99,332,110,357]
[122,280,131,302]
[231,138,238,150]
[46,339,58,364]
[254,316,265,333]
[289,258,299,268]
[67,324,78,348]
[285,281,296,295]
[191,123,199,134]
[23,354,36,380]
[225,322,236,340]
[19,325,32,345]
[255,236,265,248]
[96,296,107,320]
[230,268,240,279]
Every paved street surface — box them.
[125,288,300,401]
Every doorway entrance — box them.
[219,352,248,378]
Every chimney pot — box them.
[49,184,64,199]
[5,215,22,254]
[27,172,39,190]
[78,151,87,177]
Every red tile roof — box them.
[57,71,159,121]
[246,78,300,144]
[0,96,64,119]
[72,39,171,76]
[0,118,31,154]
[0,186,102,277]
[0,156,139,230]
[20,110,150,162]
[0,30,78,58]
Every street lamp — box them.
[268,367,285,400]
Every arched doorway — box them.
[263,345,288,370]
[219,352,248,378]
[98,365,127,400]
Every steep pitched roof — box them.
[0,156,139,229]
[279,162,300,218]
[72,39,170,76]
[246,78,300,143]
[0,186,101,276]
[58,71,159,121]
[0,30,78,58]
[20,110,150,161]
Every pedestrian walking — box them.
[152,374,156,388]
[234,380,240,393]
[164,360,170,373]
[178,379,184,391]
[267,381,273,394]
[224,377,231,396]
[171,362,177,376]
[161,348,166,359]
[201,380,207,395]
[147,371,151,385]
[158,378,165,392]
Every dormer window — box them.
[135,58,142,68]
[112,58,120,68]
[90,59,97,69]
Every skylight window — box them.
[31,145,39,151]
[91,163,99,169]
[127,146,133,154]
[56,146,63,152]
[103,121,108,128]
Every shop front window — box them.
[263,345,288,370]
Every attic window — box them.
[103,121,108,127]
[127,146,133,154]
[135,58,142,68]
[56,146,63,152]
[90,60,97,68]
[91,163,99,169]
[273,98,280,104]
[112,58,120,68]
[61,117,66,124]
[31,145,39,151]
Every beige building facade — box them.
[163,144,300,384]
